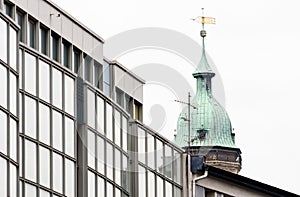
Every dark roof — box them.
[205,165,299,197]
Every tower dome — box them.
[174,20,241,173]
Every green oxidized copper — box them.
[174,30,236,149]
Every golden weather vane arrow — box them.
[191,8,216,29]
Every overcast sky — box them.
[52,0,300,194]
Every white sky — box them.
[52,0,300,194]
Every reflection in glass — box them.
[97,136,105,175]
[96,96,104,134]
[0,157,7,196]
[39,104,50,145]
[148,171,155,197]
[39,60,50,102]
[65,159,75,197]
[25,140,36,182]
[0,111,7,155]
[25,96,36,139]
[53,153,63,193]
[24,52,36,95]
[0,65,7,108]
[138,165,146,197]
[106,143,113,180]
[156,140,164,173]
[65,117,75,157]
[122,116,128,152]
[122,155,128,191]
[0,19,7,62]
[87,130,95,169]
[106,103,113,141]
[164,145,173,179]
[88,171,95,197]
[174,151,182,185]
[138,128,146,163]
[52,68,62,109]
[10,118,17,161]
[97,176,104,197]
[65,75,75,116]
[147,134,155,169]
[10,163,17,197]
[115,149,121,186]
[25,183,36,197]
[52,110,63,151]
[114,110,121,147]
[87,90,95,128]
[10,72,17,116]
[9,27,17,70]
[39,146,50,188]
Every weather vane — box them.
[191,8,216,30]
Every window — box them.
[52,110,63,151]
[147,134,155,169]
[148,171,155,197]
[51,32,60,62]
[0,157,7,196]
[16,11,25,42]
[40,189,50,197]
[116,88,124,107]
[84,54,92,83]
[125,94,133,116]
[52,67,62,109]
[64,75,75,116]
[103,60,111,97]
[96,96,104,134]
[174,187,182,197]
[10,118,17,161]
[114,110,121,147]
[87,130,95,169]
[97,136,104,175]
[39,103,50,145]
[24,52,36,95]
[4,1,13,18]
[0,64,7,108]
[122,116,128,152]
[134,100,142,121]
[156,176,164,197]
[39,146,50,188]
[122,155,129,191]
[28,19,36,48]
[0,111,7,155]
[25,96,37,139]
[25,183,36,197]
[97,177,104,197]
[65,159,75,197]
[53,153,63,193]
[174,150,182,185]
[138,165,146,197]
[73,48,80,74]
[115,188,121,197]
[0,18,7,62]
[9,27,17,70]
[62,40,71,68]
[87,90,95,128]
[88,171,95,197]
[114,149,121,186]
[65,117,75,157]
[106,103,113,141]
[25,140,37,182]
[106,143,113,180]
[94,61,102,89]
[164,145,173,179]
[10,163,17,197]
[165,181,173,197]
[40,26,48,55]
[106,182,113,197]
[156,140,163,172]
[39,60,50,102]
[138,127,146,163]
[10,72,17,116]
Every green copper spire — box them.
[174,16,237,149]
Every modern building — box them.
[0,0,298,197]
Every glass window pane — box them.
[174,151,182,185]
[87,90,95,128]
[39,60,50,102]
[17,12,24,42]
[39,146,50,188]
[19,49,23,88]
[73,49,80,74]
[0,157,7,197]
[115,188,121,197]
[96,96,104,134]
[138,165,146,197]
[52,68,62,109]
[19,137,23,177]
[114,149,121,186]
[97,136,104,175]
[9,27,17,70]
[88,171,95,197]
[53,153,63,193]
[51,34,59,61]
[65,75,75,116]
[87,130,95,169]
[65,117,75,157]
[103,83,110,97]
[106,143,113,180]
[10,163,17,197]
[164,145,173,179]
[25,183,36,197]
[9,72,17,116]
[0,64,7,108]
[148,171,155,197]
[62,41,70,68]
[25,140,36,182]
[122,155,128,191]
[156,140,164,173]
[24,52,36,95]
[10,118,17,161]
[122,116,128,152]
[94,61,102,89]
[138,128,146,163]
[97,176,104,197]
[147,134,155,169]
[106,182,113,197]
[39,103,50,145]
[106,103,113,141]
[84,55,92,82]
[65,159,75,197]
[0,19,7,63]
[114,110,121,147]
[0,111,7,155]
[174,186,182,197]
[25,96,36,139]
[157,176,164,197]
[28,20,35,48]
[103,61,110,84]
[39,189,50,197]
[40,27,48,55]
[52,110,63,151]
[166,181,173,197]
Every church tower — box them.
[174,13,242,174]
